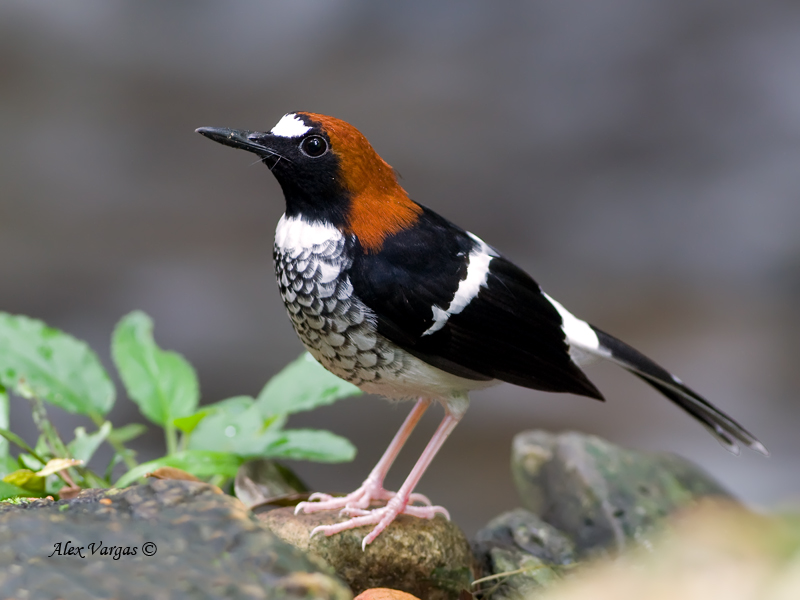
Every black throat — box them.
[266,148,352,229]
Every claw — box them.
[307,492,336,502]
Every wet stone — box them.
[472,509,576,600]
[0,479,351,600]
[510,430,735,557]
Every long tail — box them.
[590,326,768,456]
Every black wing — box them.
[348,206,603,400]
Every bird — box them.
[197,112,768,548]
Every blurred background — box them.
[1,1,798,534]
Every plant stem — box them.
[0,427,47,464]
[471,564,548,587]
[28,396,68,458]
[164,420,177,456]
[0,387,8,460]
[28,398,112,487]
[89,413,139,471]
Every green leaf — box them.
[0,313,115,415]
[112,311,199,426]
[256,353,361,417]
[104,452,129,481]
[261,429,356,463]
[0,455,19,479]
[17,453,44,471]
[106,423,147,445]
[0,480,42,501]
[0,386,7,460]
[67,421,112,464]
[173,411,209,435]
[45,475,66,496]
[115,450,245,488]
[187,397,287,456]
[174,396,259,435]
[33,433,51,461]
[3,469,45,493]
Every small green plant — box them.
[0,310,360,500]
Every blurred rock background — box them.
[1,1,798,535]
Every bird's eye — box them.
[300,135,328,158]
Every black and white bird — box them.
[197,112,767,547]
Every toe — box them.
[407,492,433,506]
[402,504,450,520]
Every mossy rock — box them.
[259,506,473,600]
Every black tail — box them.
[591,326,768,456]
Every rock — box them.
[511,430,734,557]
[472,509,576,600]
[474,508,575,568]
[0,479,351,600]
[534,501,800,600]
[259,506,473,600]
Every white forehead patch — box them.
[270,113,311,138]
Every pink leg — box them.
[295,398,433,515]
[311,404,465,550]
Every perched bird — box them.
[197,112,767,548]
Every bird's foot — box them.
[309,496,450,549]
[294,480,431,515]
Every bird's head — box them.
[197,112,421,252]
